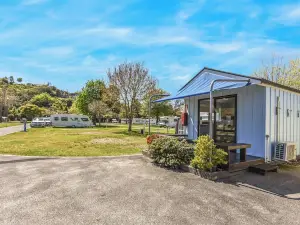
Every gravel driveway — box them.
[0,155,299,225]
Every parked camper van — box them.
[159,116,179,128]
[50,114,93,128]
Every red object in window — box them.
[181,112,188,126]
[181,104,188,126]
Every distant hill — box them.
[0,77,76,107]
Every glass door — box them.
[198,99,210,136]
[214,96,237,143]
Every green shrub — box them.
[149,137,194,167]
[191,135,228,171]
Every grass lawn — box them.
[0,121,21,128]
[0,124,175,156]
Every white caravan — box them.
[159,116,179,128]
[51,114,93,128]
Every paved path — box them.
[0,125,28,136]
[0,155,299,225]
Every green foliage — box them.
[51,98,68,114]
[9,76,14,84]
[142,88,174,122]
[18,104,44,120]
[69,102,80,114]
[75,80,106,115]
[149,137,194,167]
[30,93,55,107]
[27,93,72,115]
[8,107,19,120]
[191,135,228,171]
[17,78,22,83]
[8,114,15,121]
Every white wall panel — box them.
[265,88,300,156]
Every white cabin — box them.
[156,67,300,162]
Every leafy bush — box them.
[191,135,228,171]
[146,134,160,145]
[149,137,194,167]
[18,104,44,120]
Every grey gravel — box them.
[0,155,299,225]
[0,125,28,136]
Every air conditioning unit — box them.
[275,143,297,161]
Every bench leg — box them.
[240,148,246,162]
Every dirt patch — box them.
[90,138,127,144]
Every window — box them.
[54,117,59,121]
[81,118,89,122]
[71,118,79,121]
[61,117,68,121]
[198,95,237,143]
[214,96,236,143]
[198,99,210,136]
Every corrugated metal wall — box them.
[184,85,266,158]
[265,87,300,158]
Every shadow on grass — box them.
[0,157,56,165]
[95,124,121,128]
[113,129,146,137]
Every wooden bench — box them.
[216,143,251,171]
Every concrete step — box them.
[248,163,278,176]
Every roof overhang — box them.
[155,68,261,102]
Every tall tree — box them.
[75,80,106,115]
[9,76,14,84]
[254,57,300,90]
[107,62,156,131]
[17,77,23,83]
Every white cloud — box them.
[176,0,206,24]
[37,46,74,57]
[194,41,243,53]
[82,26,132,37]
[271,3,300,25]
[172,75,191,81]
[21,0,48,6]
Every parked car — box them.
[158,121,167,127]
[112,119,119,123]
[43,117,52,126]
[30,117,46,128]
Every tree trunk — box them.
[156,114,159,124]
[128,117,132,132]
[98,116,101,127]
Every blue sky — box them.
[0,0,299,94]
